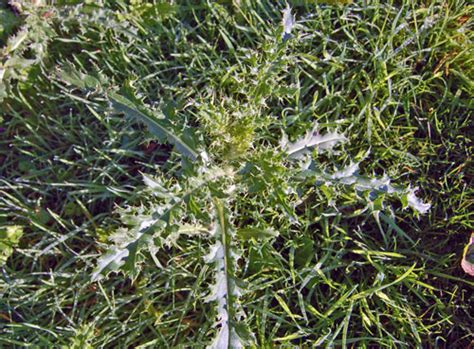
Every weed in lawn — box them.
[0,0,472,347]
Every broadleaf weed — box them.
[1,0,472,347]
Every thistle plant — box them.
[92,89,430,347]
[90,10,432,344]
[1,0,472,347]
[0,2,55,101]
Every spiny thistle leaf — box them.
[91,219,157,281]
[282,125,347,159]
[142,173,173,199]
[109,92,198,160]
[406,188,431,215]
[92,176,182,281]
[0,6,55,100]
[205,199,246,349]
[92,169,229,281]
[300,161,431,215]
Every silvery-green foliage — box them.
[93,168,253,347]
[282,3,295,41]
[93,83,431,347]
[295,158,431,216]
[92,168,226,281]
[406,188,431,214]
[281,123,347,159]
[282,127,430,216]
[0,4,55,100]
[204,200,245,349]
[109,93,199,161]
[91,177,185,281]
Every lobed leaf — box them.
[109,92,198,160]
[300,161,431,215]
[91,221,156,281]
[282,126,347,159]
[205,200,246,349]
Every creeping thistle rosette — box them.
[90,9,432,341]
[92,92,431,347]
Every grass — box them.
[0,0,473,347]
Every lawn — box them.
[0,0,472,348]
